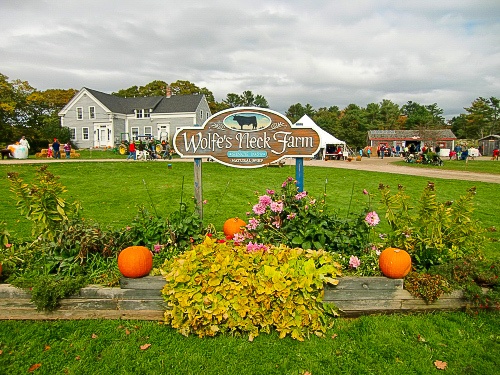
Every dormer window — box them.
[135,109,151,119]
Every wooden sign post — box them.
[173,107,320,217]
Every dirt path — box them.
[283,156,500,184]
[2,156,499,184]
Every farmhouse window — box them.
[144,126,152,137]
[69,128,76,140]
[77,107,83,120]
[82,127,89,140]
[89,106,95,119]
[135,109,151,119]
[131,127,139,140]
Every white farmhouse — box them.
[58,87,211,149]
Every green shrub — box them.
[161,236,341,341]
[241,176,372,255]
[7,165,81,240]
[378,182,487,269]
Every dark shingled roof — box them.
[84,88,203,115]
[368,129,456,140]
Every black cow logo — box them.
[232,115,258,130]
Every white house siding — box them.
[61,93,111,149]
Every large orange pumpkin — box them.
[379,247,412,279]
[118,246,153,278]
[223,217,246,238]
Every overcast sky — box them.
[1,0,499,119]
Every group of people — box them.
[46,138,72,159]
[126,138,173,161]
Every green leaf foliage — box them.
[161,236,342,341]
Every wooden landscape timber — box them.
[0,276,471,321]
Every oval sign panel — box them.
[173,107,321,168]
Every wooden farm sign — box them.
[173,107,321,168]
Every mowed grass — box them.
[0,312,498,374]
[0,160,499,374]
[394,157,500,175]
[1,160,499,256]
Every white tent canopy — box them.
[294,115,345,148]
[294,115,346,159]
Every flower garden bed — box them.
[0,276,469,321]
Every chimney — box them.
[166,85,171,98]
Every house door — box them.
[157,124,170,143]
[93,124,113,148]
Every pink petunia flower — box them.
[287,213,296,220]
[363,189,369,195]
[266,189,275,195]
[365,211,380,226]
[349,255,361,268]
[153,244,162,253]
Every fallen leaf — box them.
[28,363,41,372]
[91,333,98,339]
[140,343,151,350]
[434,360,447,370]
[331,334,338,339]
[0,349,2,355]
[75,356,81,361]
[125,328,131,335]
[44,345,51,351]
[303,372,312,375]
[417,334,426,342]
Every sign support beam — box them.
[295,157,304,192]
[194,158,203,219]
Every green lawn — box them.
[0,160,499,374]
[1,161,499,256]
[394,157,500,175]
[0,312,498,374]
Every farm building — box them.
[478,135,500,156]
[58,87,211,149]
[367,129,457,153]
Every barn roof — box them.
[368,129,456,140]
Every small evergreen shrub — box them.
[161,236,342,341]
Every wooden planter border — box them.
[0,276,468,320]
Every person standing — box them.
[52,138,61,159]
[63,142,71,158]
[379,144,386,159]
[127,141,136,160]
[19,136,30,151]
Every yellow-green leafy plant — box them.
[161,236,341,341]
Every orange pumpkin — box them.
[379,247,412,279]
[118,246,153,278]
[223,217,246,238]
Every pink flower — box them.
[5,243,12,248]
[365,211,380,226]
[272,220,281,228]
[153,244,162,253]
[246,242,269,253]
[252,203,267,215]
[349,255,361,268]
[363,189,369,195]
[287,213,296,220]
[259,195,272,206]
[270,201,284,213]
[266,189,275,195]
[246,218,260,230]
[202,200,208,205]
[295,191,307,200]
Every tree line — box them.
[1,73,498,150]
